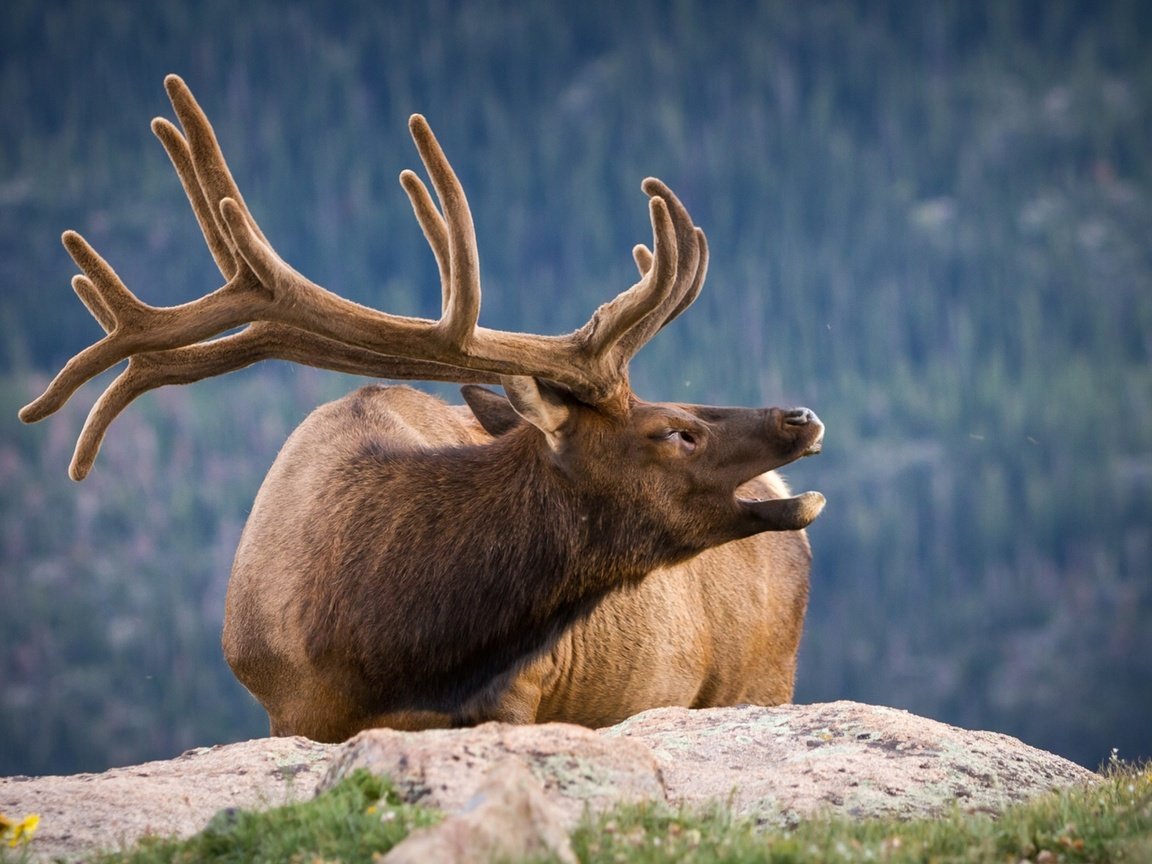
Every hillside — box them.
[1,0,1150,774]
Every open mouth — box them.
[729,410,825,531]
[733,423,825,530]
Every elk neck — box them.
[313,420,699,715]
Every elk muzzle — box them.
[733,406,825,532]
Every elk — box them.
[21,75,825,741]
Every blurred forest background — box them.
[1,0,1149,776]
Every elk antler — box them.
[20,75,709,478]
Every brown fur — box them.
[526,481,810,727]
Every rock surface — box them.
[606,701,1099,825]
[379,759,577,864]
[0,736,336,862]
[0,702,1098,862]
[322,720,665,827]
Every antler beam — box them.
[21,75,709,477]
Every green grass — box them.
[571,762,1152,863]
[7,762,1148,864]
[94,771,440,864]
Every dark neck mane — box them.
[307,426,680,716]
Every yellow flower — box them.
[1,813,40,847]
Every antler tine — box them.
[405,115,481,349]
[572,179,707,379]
[661,227,708,329]
[72,273,116,332]
[632,243,654,275]
[576,197,680,363]
[151,115,238,280]
[399,169,451,314]
[613,179,706,357]
[629,226,708,330]
[163,75,271,255]
[70,351,172,481]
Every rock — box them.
[321,720,665,828]
[0,736,337,863]
[379,759,576,864]
[604,701,1099,825]
[0,703,1100,862]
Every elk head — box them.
[464,381,824,557]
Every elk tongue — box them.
[742,491,826,531]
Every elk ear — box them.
[500,376,573,450]
[460,384,522,437]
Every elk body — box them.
[22,76,825,741]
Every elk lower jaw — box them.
[736,490,826,531]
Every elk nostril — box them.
[784,408,813,426]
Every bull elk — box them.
[21,75,826,741]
